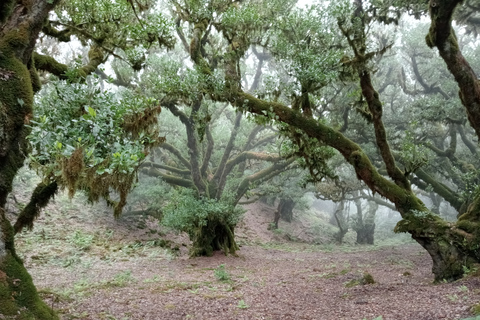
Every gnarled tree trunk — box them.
[354,199,376,245]
[278,198,295,223]
[190,217,238,257]
[0,209,58,318]
[0,0,60,316]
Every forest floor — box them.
[7,193,480,320]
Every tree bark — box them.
[189,217,238,257]
[277,198,295,223]
[0,0,60,316]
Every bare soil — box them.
[8,197,480,320]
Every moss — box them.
[472,302,480,316]
[456,220,480,234]
[0,0,15,24]
[0,48,34,206]
[1,214,58,319]
[361,272,375,285]
[0,253,58,319]
[13,181,58,233]
[33,52,68,78]
[190,219,238,257]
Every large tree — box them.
[141,103,295,256]
[0,0,172,316]
[173,0,480,281]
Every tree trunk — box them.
[355,200,376,245]
[0,209,58,318]
[356,224,375,244]
[333,200,348,244]
[0,1,60,316]
[272,209,280,229]
[189,217,239,257]
[277,198,295,223]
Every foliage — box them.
[126,175,172,216]
[236,299,249,309]
[28,76,163,215]
[162,189,243,239]
[66,230,94,251]
[54,0,175,68]
[214,264,230,281]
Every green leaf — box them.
[87,106,97,118]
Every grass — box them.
[214,264,231,281]
[237,299,249,309]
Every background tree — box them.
[138,95,295,255]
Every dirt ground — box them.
[9,197,480,320]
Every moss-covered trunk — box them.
[0,209,58,319]
[355,224,375,245]
[0,1,60,317]
[190,217,239,257]
[354,199,376,245]
[278,198,295,223]
[395,200,480,281]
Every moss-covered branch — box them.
[360,71,410,190]
[414,169,463,211]
[159,143,191,169]
[141,162,191,176]
[34,45,104,79]
[13,182,58,234]
[42,21,72,42]
[234,158,296,204]
[235,92,432,219]
[200,125,214,177]
[426,0,480,140]
[141,167,193,188]
[213,112,242,198]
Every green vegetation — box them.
[214,264,231,282]
[3,0,480,317]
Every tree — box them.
[175,0,480,281]
[1,1,63,317]
[140,102,295,256]
[0,0,172,315]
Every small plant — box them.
[361,272,375,285]
[471,302,480,315]
[67,230,94,251]
[463,265,479,276]
[237,299,249,309]
[459,285,470,293]
[214,264,230,281]
[111,270,134,287]
[344,272,375,288]
[447,293,459,302]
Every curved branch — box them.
[14,181,58,234]
[34,45,104,79]
[234,92,426,216]
[200,124,214,177]
[426,0,480,140]
[159,143,191,169]
[360,71,410,190]
[141,168,193,188]
[414,168,463,211]
[234,158,296,204]
[457,124,478,156]
[141,162,191,176]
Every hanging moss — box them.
[13,181,58,234]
